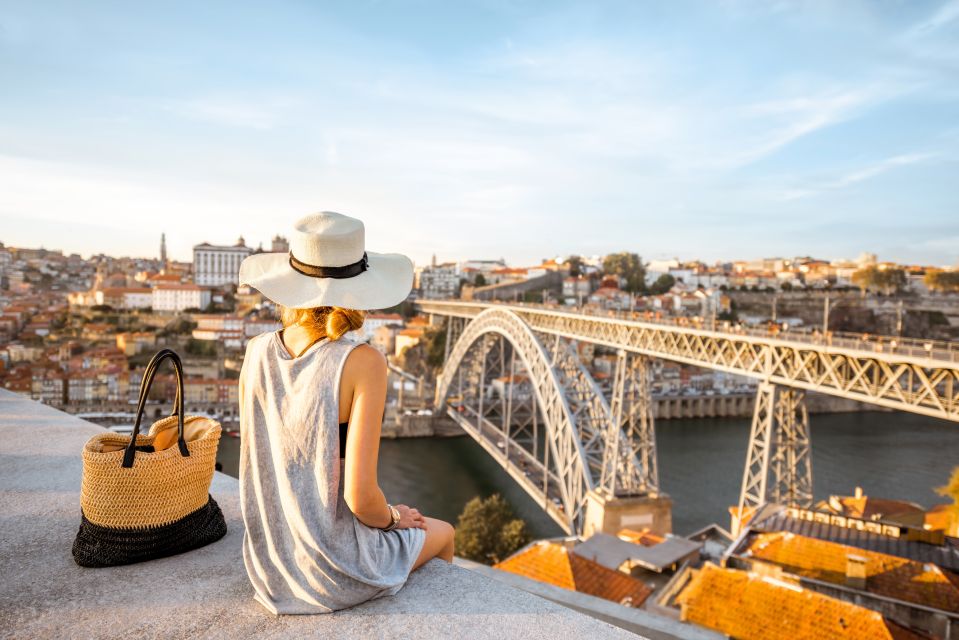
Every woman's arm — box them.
[340,345,426,531]
[341,344,393,528]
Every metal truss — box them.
[436,308,592,533]
[419,300,959,423]
[601,351,659,497]
[737,382,813,525]
[435,308,659,534]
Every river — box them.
[216,410,958,538]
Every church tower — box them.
[160,232,168,265]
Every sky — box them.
[1,0,957,267]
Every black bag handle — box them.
[134,349,182,417]
[123,349,189,468]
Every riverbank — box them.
[216,410,958,539]
[378,391,880,438]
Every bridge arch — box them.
[436,307,595,533]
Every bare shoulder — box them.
[342,342,387,381]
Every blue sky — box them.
[1,0,957,267]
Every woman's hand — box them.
[395,504,427,530]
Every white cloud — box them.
[782,152,936,200]
[908,0,959,37]
[161,98,284,129]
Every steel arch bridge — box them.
[419,300,959,536]
[434,307,660,535]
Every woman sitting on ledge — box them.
[236,212,455,614]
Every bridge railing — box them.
[439,300,959,364]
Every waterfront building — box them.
[95,287,153,310]
[562,276,592,303]
[190,314,245,348]
[185,378,239,405]
[417,261,460,299]
[115,331,157,356]
[192,238,253,287]
[243,317,282,338]
[152,284,211,313]
[351,312,404,342]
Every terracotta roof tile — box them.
[494,541,651,607]
[494,542,574,590]
[745,531,959,613]
[677,563,925,640]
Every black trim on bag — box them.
[72,495,227,568]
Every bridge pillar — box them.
[601,351,659,495]
[733,382,813,535]
[590,351,671,537]
[583,490,673,538]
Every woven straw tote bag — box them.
[72,349,227,567]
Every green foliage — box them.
[454,494,532,565]
[378,300,416,319]
[565,255,584,277]
[426,327,447,369]
[925,270,959,293]
[398,325,446,377]
[852,266,906,294]
[474,273,487,286]
[648,274,675,295]
[936,467,959,533]
[602,252,646,293]
[185,338,217,357]
[158,317,196,337]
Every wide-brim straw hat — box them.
[239,212,414,310]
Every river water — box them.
[217,410,958,537]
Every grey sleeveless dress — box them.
[238,331,426,614]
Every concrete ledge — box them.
[0,390,639,639]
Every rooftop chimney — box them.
[845,554,868,590]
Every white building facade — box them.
[152,284,211,312]
[193,238,253,287]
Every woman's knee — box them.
[430,518,454,541]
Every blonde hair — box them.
[278,306,365,342]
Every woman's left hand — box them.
[395,504,427,530]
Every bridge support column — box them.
[583,490,672,538]
[733,382,813,535]
[589,351,671,537]
[601,350,659,494]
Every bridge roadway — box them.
[418,300,959,423]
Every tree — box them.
[648,274,675,295]
[925,269,959,293]
[185,338,217,357]
[398,326,446,377]
[474,273,487,287]
[454,494,532,565]
[936,467,959,536]
[565,255,584,277]
[602,252,646,293]
[852,266,907,295]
